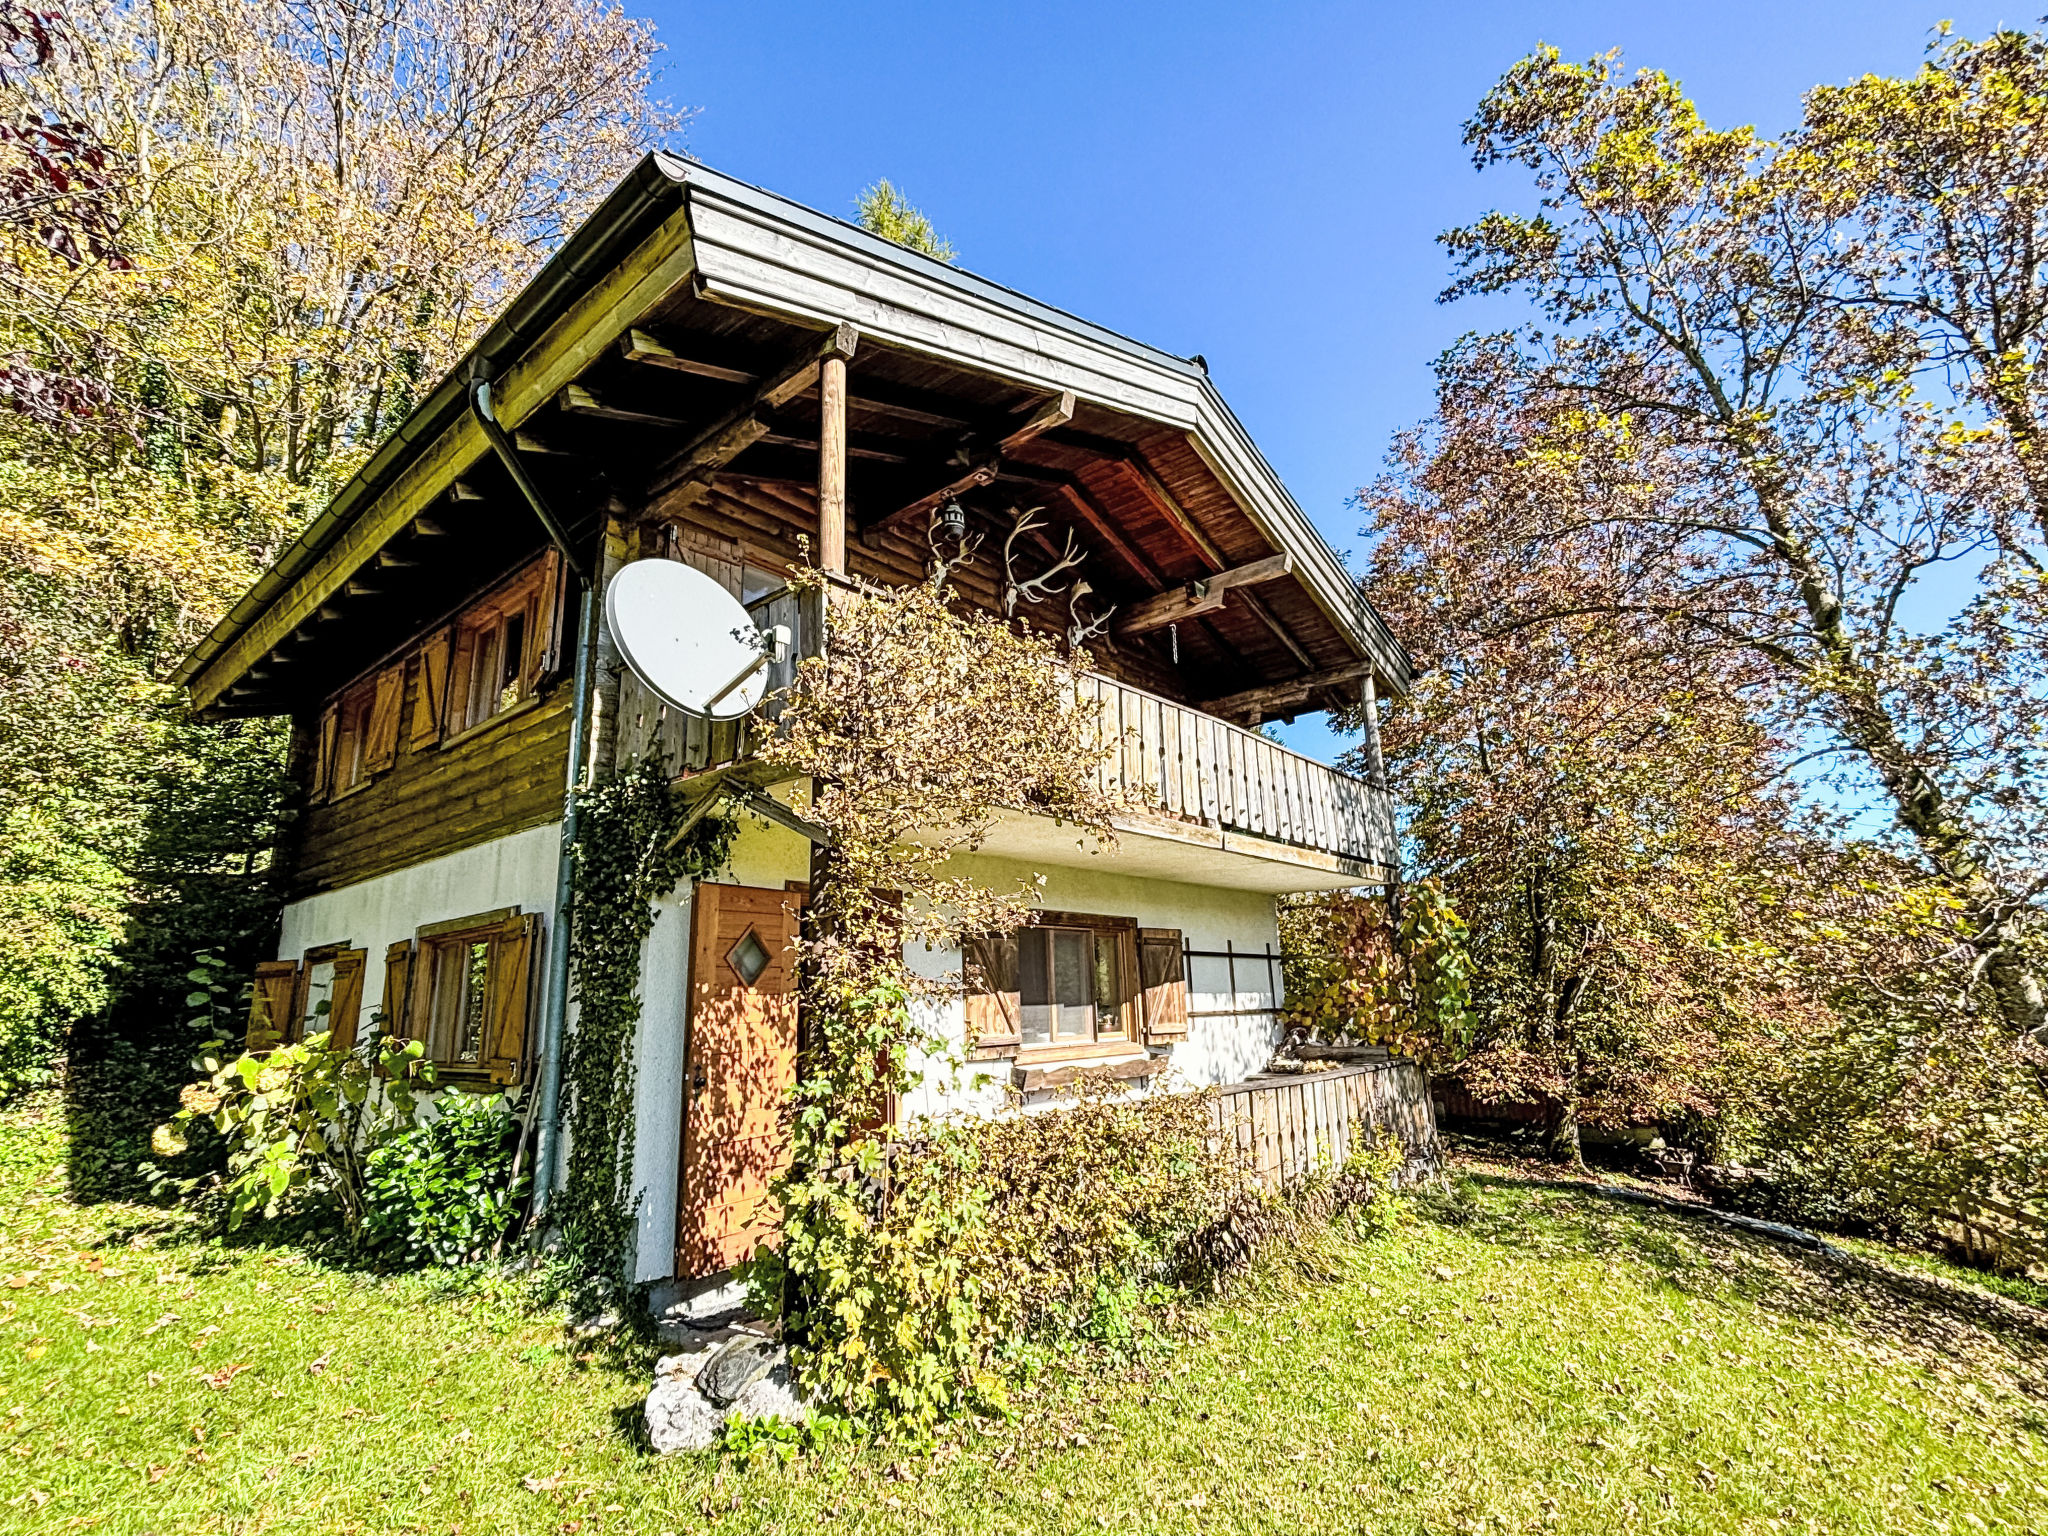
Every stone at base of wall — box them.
[645,1330,813,1453]
[647,1270,749,1336]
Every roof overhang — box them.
[175,154,1412,714]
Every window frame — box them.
[447,564,549,740]
[971,910,1140,1063]
[388,907,539,1086]
[329,679,377,797]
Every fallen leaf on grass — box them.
[522,1473,567,1493]
[141,1314,178,1337]
[306,1352,330,1376]
[145,1466,168,1485]
[198,1363,253,1390]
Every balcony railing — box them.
[612,586,1394,873]
[1076,671,1395,871]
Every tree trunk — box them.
[1736,432,2048,1042]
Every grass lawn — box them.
[3,1097,2045,1536]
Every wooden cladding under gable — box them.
[292,552,571,897]
[294,680,570,897]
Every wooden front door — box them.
[676,881,803,1278]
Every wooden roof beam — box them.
[863,392,1074,537]
[1201,662,1372,724]
[1104,454,1318,671]
[621,325,970,428]
[1116,554,1294,636]
[648,323,860,500]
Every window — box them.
[1018,925,1127,1046]
[247,945,366,1051]
[331,681,375,794]
[307,550,560,798]
[311,661,403,800]
[967,912,1140,1057]
[449,562,551,735]
[382,909,540,1084]
[967,919,1190,1057]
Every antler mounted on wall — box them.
[1066,580,1116,652]
[1001,505,1088,617]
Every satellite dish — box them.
[605,559,789,721]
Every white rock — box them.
[728,1364,811,1424]
[645,1377,721,1453]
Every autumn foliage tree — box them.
[1355,370,1815,1162]
[0,0,679,1100]
[1431,41,2046,1056]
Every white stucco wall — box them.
[274,822,563,1043]
[624,814,1292,1281]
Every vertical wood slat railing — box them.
[1211,1062,1438,1190]
[1076,670,1395,869]
[610,568,1394,873]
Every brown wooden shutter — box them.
[534,548,566,683]
[326,948,367,1051]
[404,938,437,1047]
[381,940,414,1044]
[363,663,405,775]
[963,934,1021,1049]
[483,912,540,1084]
[412,628,452,750]
[1138,928,1189,1045]
[310,704,338,801]
[248,961,299,1049]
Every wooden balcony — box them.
[615,626,1396,882]
[1076,672,1395,873]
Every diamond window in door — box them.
[726,926,772,986]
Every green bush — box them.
[362,1093,527,1267]
[148,1008,434,1237]
[756,1083,1252,1433]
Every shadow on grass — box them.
[1419,1170,2048,1391]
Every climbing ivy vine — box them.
[558,754,735,1273]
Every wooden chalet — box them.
[173,156,1413,1287]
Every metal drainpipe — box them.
[469,360,592,1225]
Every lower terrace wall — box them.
[1216,1062,1438,1190]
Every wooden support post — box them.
[1200,661,1373,724]
[1361,670,1387,788]
[819,354,848,575]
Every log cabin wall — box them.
[289,611,573,899]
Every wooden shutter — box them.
[363,664,405,775]
[310,704,338,801]
[1138,928,1189,1045]
[326,948,367,1052]
[248,961,299,1049]
[963,934,1021,1048]
[381,940,415,1044]
[411,628,452,750]
[534,548,567,682]
[483,912,540,1084]
[404,937,437,1047]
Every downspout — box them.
[469,359,591,1226]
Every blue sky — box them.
[641,1,2021,762]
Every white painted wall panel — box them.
[274,823,562,1044]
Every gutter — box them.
[172,151,693,697]
[468,361,593,1226]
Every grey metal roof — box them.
[174,153,1413,695]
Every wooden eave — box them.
[174,156,1412,723]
